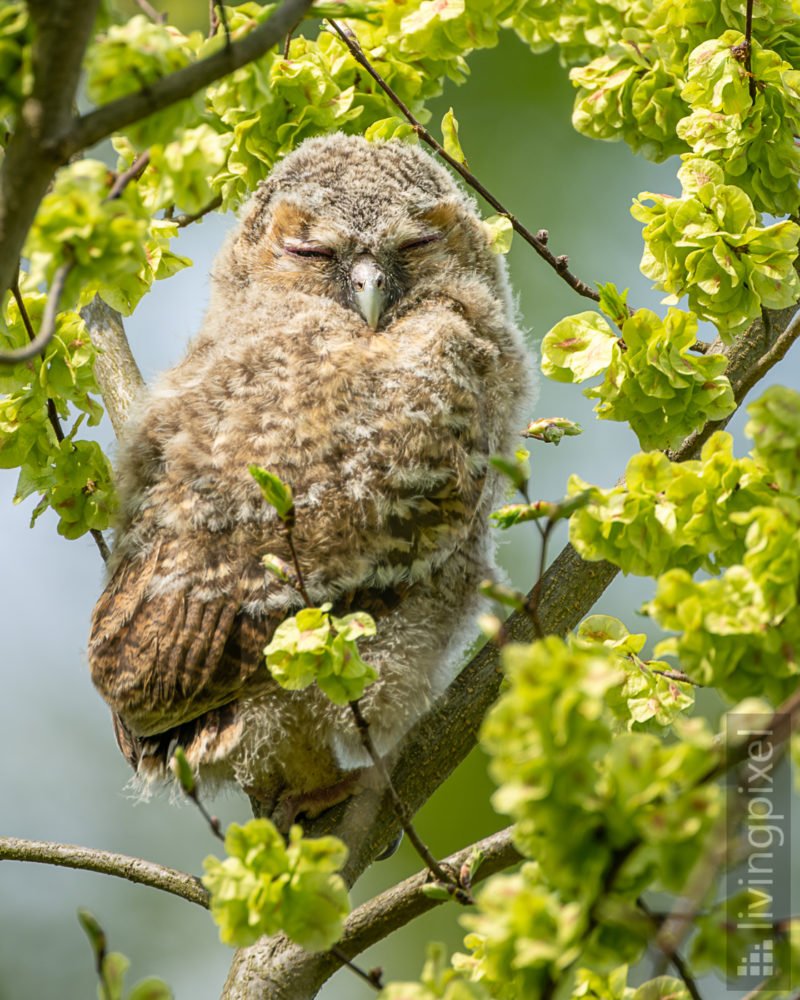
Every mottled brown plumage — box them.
[88,134,530,822]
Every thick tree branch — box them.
[223,302,800,999]
[0,0,100,302]
[340,828,519,957]
[0,836,209,908]
[668,305,800,461]
[80,297,146,439]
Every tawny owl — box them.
[88,134,530,827]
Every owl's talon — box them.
[272,771,365,835]
[376,830,403,860]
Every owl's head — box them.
[216,134,506,331]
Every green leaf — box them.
[490,501,555,529]
[746,385,800,494]
[489,453,529,494]
[281,869,350,951]
[441,107,466,164]
[126,979,174,1000]
[248,465,295,522]
[523,416,583,445]
[541,312,618,383]
[363,117,418,143]
[479,579,526,610]
[481,214,513,254]
[101,952,130,1000]
[463,848,485,883]
[421,882,453,901]
[265,606,378,702]
[597,282,630,327]
[77,909,106,968]
[632,978,690,1000]
[169,746,196,796]
[262,552,293,582]
[202,819,349,951]
[331,611,377,642]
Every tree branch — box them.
[135,0,167,24]
[222,301,800,999]
[0,836,209,909]
[57,0,314,160]
[80,297,146,439]
[106,150,151,202]
[327,19,600,304]
[175,194,224,228]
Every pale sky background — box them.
[1,28,798,1000]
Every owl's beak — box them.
[351,256,387,330]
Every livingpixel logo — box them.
[726,713,791,990]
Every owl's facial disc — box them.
[350,255,387,330]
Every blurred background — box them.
[2,4,799,998]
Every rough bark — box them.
[0,836,209,907]
[81,297,146,437]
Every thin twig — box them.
[209,0,231,43]
[0,260,73,365]
[328,947,383,992]
[639,900,704,1000]
[190,792,225,842]
[175,194,223,227]
[744,0,755,101]
[170,747,225,841]
[10,279,111,563]
[526,519,555,638]
[282,524,312,606]
[106,150,151,201]
[0,836,209,907]
[11,279,65,444]
[135,0,167,23]
[731,0,756,100]
[662,947,704,1000]
[650,667,699,686]
[348,699,471,902]
[326,19,600,304]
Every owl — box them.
[88,134,530,829]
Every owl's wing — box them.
[89,539,283,741]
